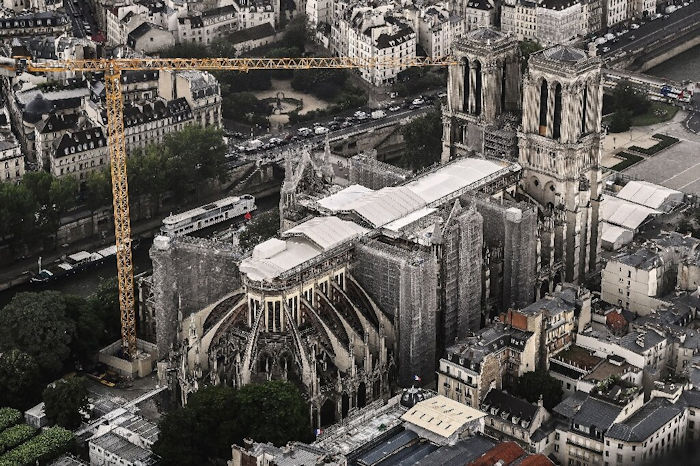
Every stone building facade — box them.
[442,28,521,162]
[518,45,603,285]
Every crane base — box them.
[98,339,158,379]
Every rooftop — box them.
[616,180,683,213]
[606,398,683,442]
[571,396,623,431]
[553,345,602,370]
[228,23,276,44]
[401,395,486,439]
[482,389,539,428]
[90,432,155,465]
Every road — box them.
[599,1,700,58]
[227,102,434,166]
[64,0,98,39]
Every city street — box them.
[63,0,98,39]
[599,1,700,57]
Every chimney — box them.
[537,394,544,408]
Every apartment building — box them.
[50,127,108,181]
[500,0,537,41]
[158,70,221,128]
[536,0,583,46]
[177,5,237,45]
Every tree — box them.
[42,377,88,429]
[510,371,563,410]
[401,107,443,170]
[153,385,240,466]
[64,294,105,364]
[158,42,211,59]
[612,81,650,115]
[222,92,271,122]
[84,169,112,213]
[282,14,308,51]
[0,350,42,410]
[0,291,74,374]
[154,381,311,465]
[235,381,311,446]
[519,40,543,72]
[87,278,122,344]
[238,210,280,250]
[0,181,36,249]
[609,109,631,133]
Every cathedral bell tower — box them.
[442,28,521,162]
[518,45,603,284]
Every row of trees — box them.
[0,172,78,251]
[0,282,120,410]
[607,81,651,133]
[84,125,229,216]
[153,382,311,465]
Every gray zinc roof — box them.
[571,397,622,431]
[606,398,683,442]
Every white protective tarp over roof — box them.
[617,180,683,212]
[405,157,508,204]
[241,217,367,281]
[383,207,437,233]
[601,223,635,250]
[283,216,368,250]
[68,251,92,262]
[345,186,427,227]
[601,196,660,230]
[317,184,373,212]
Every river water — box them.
[647,44,700,82]
[0,193,280,307]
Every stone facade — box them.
[518,45,603,285]
[442,28,521,161]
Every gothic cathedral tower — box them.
[442,28,521,162]
[518,45,603,284]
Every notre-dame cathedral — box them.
[443,28,603,286]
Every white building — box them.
[127,22,175,54]
[345,11,416,86]
[0,119,23,183]
[176,5,237,45]
[605,0,628,28]
[457,0,497,32]
[409,3,466,59]
[306,0,332,29]
[235,0,276,31]
[158,70,222,128]
[500,0,537,42]
[50,127,108,181]
[536,0,583,46]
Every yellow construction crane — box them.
[0,55,455,359]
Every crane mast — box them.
[2,55,456,359]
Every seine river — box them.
[647,44,700,82]
[0,192,280,306]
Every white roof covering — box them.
[315,157,512,228]
[383,207,437,233]
[241,217,368,282]
[317,184,372,211]
[601,196,660,230]
[601,223,634,250]
[346,186,427,227]
[96,245,117,257]
[68,251,92,262]
[405,157,508,204]
[401,395,486,439]
[283,216,368,250]
[617,181,683,212]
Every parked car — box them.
[389,105,401,112]
[371,110,386,119]
[412,98,425,106]
[297,127,312,137]
[631,23,639,29]
[628,35,636,40]
[314,126,329,135]
[602,46,610,53]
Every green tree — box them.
[401,107,443,170]
[235,381,311,446]
[158,42,211,58]
[609,109,631,133]
[87,278,122,344]
[613,81,650,115]
[238,210,280,250]
[42,377,88,429]
[64,294,105,364]
[511,370,563,410]
[154,381,310,465]
[0,182,36,249]
[153,385,240,466]
[282,14,308,51]
[0,291,74,374]
[519,40,543,72]
[0,350,42,410]
[84,168,112,212]
[222,92,271,122]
